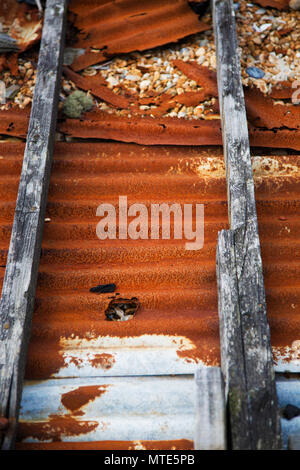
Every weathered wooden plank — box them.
[194,367,226,450]
[216,230,250,449]
[212,0,282,449]
[0,0,67,450]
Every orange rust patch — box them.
[25,339,65,380]
[17,415,98,442]
[90,353,116,370]
[2,144,300,382]
[61,385,108,414]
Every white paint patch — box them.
[60,333,196,351]
[55,334,203,377]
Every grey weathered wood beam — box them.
[212,0,282,449]
[194,367,226,450]
[0,0,67,450]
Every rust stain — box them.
[90,353,116,370]
[59,111,223,145]
[16,438,194,450]
[269,81,294,100]
[17,415,98,442]
[249,126,300,151]
[61,385,108,414]
[68,0,210,71]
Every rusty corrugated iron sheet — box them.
[68,0,210,71]
[1,142,300,447]
[0,108,29,137]
[1,143,300,376]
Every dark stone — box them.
[283,404,300,420]
[90,283,116,294]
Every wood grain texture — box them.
[212,0,282,449]
[194,367,226,450]
[0,0,67,450]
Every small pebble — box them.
[106,76,119,87]
[139,79,151,90]
[125,74,140,81]
[246,67,265,79]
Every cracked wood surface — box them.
[213,0,282,449]
[0,0,67,450]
